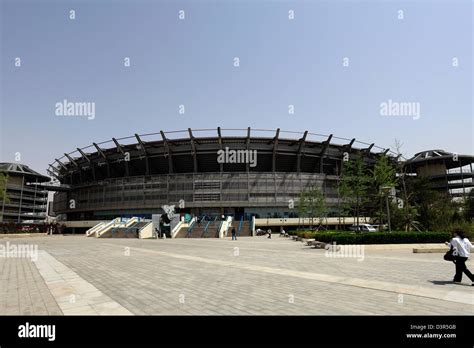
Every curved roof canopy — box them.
[404,149,474,170]
[48,128,395,183]
[0,163,50,182]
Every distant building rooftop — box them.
[0,163,50,182]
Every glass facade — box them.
[54,172,339,220]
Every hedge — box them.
[296,231,451,244]
[0,222,64,234]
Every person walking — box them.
[448,229,474,285]
[267,229,272,239]
[231,227,237,241]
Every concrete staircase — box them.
[175,219,220,238]
[229,220,252,237]
[86,217,152,238]
[100,221,150,238]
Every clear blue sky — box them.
[1,0,472,175]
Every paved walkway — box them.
[0,235,473,315]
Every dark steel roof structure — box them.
[48,128,396,185]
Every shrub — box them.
[0,222,64,234]
[300,231,314,239]
[296,231,450,244]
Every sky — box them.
[1,0,472,176]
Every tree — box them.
[391,139,421,232]
[336,176,352,228]
[297,183,327,230]
[463,190,474,221]
[339,155,372,227]
[403,176,460,231]
[372,155,397,229]
[424,191,459,230]
[390,202,421,231]
[0,172,8,204]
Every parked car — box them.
[255,228,266,236]
[349,224,377,232]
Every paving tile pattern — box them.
[1,236,473,315]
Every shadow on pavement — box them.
[429,280,471,286]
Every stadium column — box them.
[0,175,7,222]
[77,147,95,181]
[17,176,24,223]
[318,134,333,173]
[32,177,38,215]
[340,138,355,175]
[246,127,251,173]
[217,127,223,173]
[93,143,111,178]
[272,128,280,172]
[135,134,150,176]
[443,159,449,195]
[64,153,82,183]
[274,172,277,203]
[246,128,251,202]
[113,138,129,177]
[166,175,170,205]
[296,131,308,173]
[160,131,173,174]
[188,129,198,173]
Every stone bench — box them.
[413,247,448,253]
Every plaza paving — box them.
[0,235,473,315]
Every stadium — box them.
[1,128,471,236]
[48,128,395,225]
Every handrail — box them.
[171,219,185,238]
[202,216,218,236]
[217,220,223,238]
[186,218,196,237]
[89,217,120,237]
[237,216,244,236]
[97,217,129,237]
[85,221,106,236]
[202,218,212,236]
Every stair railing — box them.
[202,216,218,237]
[237,216,244,236]
[186,218,196,237]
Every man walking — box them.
[448,229,474,285]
